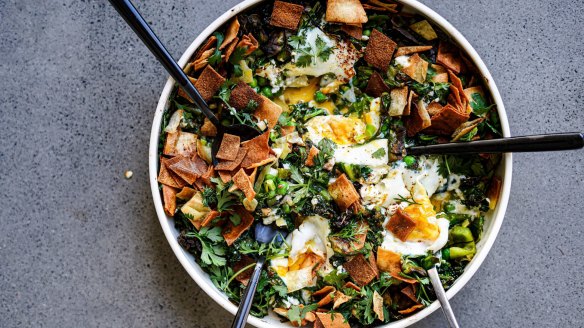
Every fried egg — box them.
[305,115,367,145]
[271,215,333,292]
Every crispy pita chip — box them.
[305,146,320,167]
[177,76,199,102]
[463,86,485,113]
[343,281,361,292]
[343,253,378,286]
[401,285,418,303]
[200,210,221,228]
[437,41,464,74]
[447,70,468,104]
[236,33,259,56]
[395,45,433,57]
[222,206,254,246]
[326,0,367,24]
[229,81,263,111]
[328,174,360,211]
[432,72,449,83]
[340,24,362,40]
[245,155,277,169]
[167,154,208,185]
[223,37,240,63]
[376,247,402,275]
[176,186,197,201]
[314,312,350,328]
[240,131,271,168]
[448,84,464,113]
[232,255,255,286]
[487,176,502,210]
[333,291,351,309]
[330,221,368,255]
[194,65,226,102]
[200,165,215,186]
[373,290,385,321]
[424,104,470,135]
[388,86,408,116]
[162,185,178,216]
[451,117,484,141]
[218,170,233,183]
[426,101,443,116]
[163,132,179,156]
[270,1,304,30]
[232,168,256,201]
[216,134,241,161]
[192,48,215,72]
[386,208,417,241]
[215,147,247,171]
[405,97,431,137]
[366,0,399,12]
[313,286,336,307]
[398,304,424,315]
[158,157,187,188]
[193,36,217,61]
[200,118,218,137]
[280,125,296,136]
[365,71,391,97]
[404,90,414,116]
[409,20,438,41]
[364,29,397,71]
[220,18,240,50]
[402,53,428,83]
[253,95,283,129]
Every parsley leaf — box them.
[372,148,386,159]
[207,32,224,66]
[315,35,333,62]
[470,93,495,116]
[288,304,319,325]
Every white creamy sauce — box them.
[334,139,389,167]
[394,55,411,68]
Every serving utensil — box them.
[407,132,583,155]
[231,224,284,328]
[108,0,260,164]
[427,266,459,328]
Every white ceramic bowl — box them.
[149,1,512,326]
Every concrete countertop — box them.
[0,0,582,327]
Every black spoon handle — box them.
[407,132,584,155]
[231,256,266,328]
[108,0,220,127]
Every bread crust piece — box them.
[162,185,178,216]
[405,97,431,137]
[253,95,283,129]
[215,133,240,161]
[314,312,350,328]
[232,168,256,201]
[364,29,397,71]
[325,0,367,24]
[343,253,378,286]
[222,206,254,246]
[194,65,226,102]
[386,208,417,241]
[365,71,391,97]
[328,173,360,211]
[270,1,304,30]
[228,80,264,110]
[423,104,470,135]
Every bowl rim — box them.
[148,0,512,327]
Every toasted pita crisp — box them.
[200,210,221,228]
[158,157,187,188]
[328,174,360,211]
[402,53,428,83]
[376,247,402,276]
[388,86,408,116]
[373,290,385,321]
[232,255,256,286]
[192,48,215,72]
[463,86,485,113]
[398,304,424,315]
[220,18,240,50]
[216,134,240,161]
[177,76,198,102]
[365,71,391,97]
[200,165,215,186]
[313,286,336,307]
[200,118,218,137]
[405,97,431,137]
[451,117,484,141]
[447,70,468,103]
[232,168,256,201]
[218,170,233,183]
[426,101,443,116]
[162,185,178,216]
[424,104,469,135]
[270,1,304,30]
[409,20,438,41]
[223,37,240,63]
[340,24,362,40]
[326,0,367,24]
[395,45,433,57]
[215,148,248,171]
[176,186,197,201]
[364,29,397,71]
[229,81,264,110]
[437,41,464,74]
[194,65,226,102]
[386,208,417,241]
[432,72,449,83]
[401,285,418,303]
[314,312,350,328]
[193,35,217,62]
[343,281,361,292]
[167,154,208,185]
[240,131,271,168]
[222,206,254,246]
[343,253,378,286]
[487,176,502,210]
[367,0,399,12]
[280,125,296,136]
[404,90,414,116]
[305,146,320,167]
[253,95,283,129]
[448,84,464,112]
[163,132,179,156]
[332,291,351,309]
[236,33,259,56]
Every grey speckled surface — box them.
[0,0,582,327]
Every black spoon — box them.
[407,132,584,155]
[108,0,260,164]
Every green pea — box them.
[276,181,289,195]
[257,76,268,86]
[403,155,416,167]
[444,202,455,213]
[314,91,328,103]
[441,248,451,260]
[261,86,273,98]
[248,77,258,88]
[363,29,371,37]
